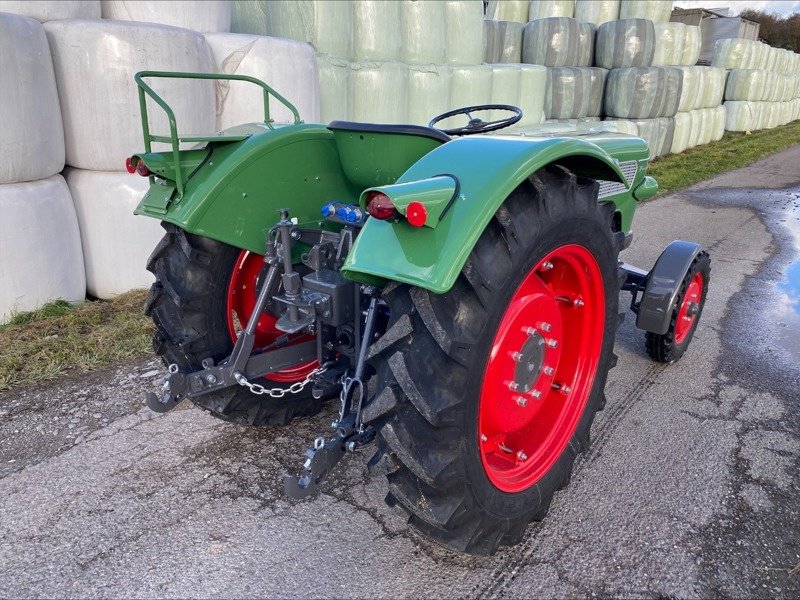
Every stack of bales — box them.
[0,12,84,322]
[716,39,800,132]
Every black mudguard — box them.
[636,240,702,335]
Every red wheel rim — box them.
[226,250,318,383]
[674,272,703,344]
[478,244,605,493]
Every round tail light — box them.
[365,192,399,221]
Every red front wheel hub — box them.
[478,244,605,493]
[226,250,318,383]
[674,272,704,344]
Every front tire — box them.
[367,166,621,554]
[144,223,323,427]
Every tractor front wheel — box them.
[367,165,621,554]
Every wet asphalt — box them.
[0,148,798,598]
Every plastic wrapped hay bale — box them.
[725,69,767,102]
[597,119,639,135]
[484,20,501,63]
[522,17,580,67]
[0,175,85,322]
[65,169,163,299]
[0,13,64,184]
[595,19,655,69]
[544,67,607,119]
[723,101,759,132]
[577,22,596,67]
[677,66,701,112]
[528,0,574,19]
[402,0,446,65]
[712,38,753,70]
[604,67,682,119]
[518,64,548,125]
[490,64,522,121]
[670,111,692,153]
[349,62,409,123]
[698,66,726,108]
[496,21,525,63]
[486,0,528,23]
[267,0,353,60]
[44,19,215,172]
[231,0,267,34]
[573,0,619,26]
[205,34,320,129]
[652,22,686,66]
[450,64,493,107]
[711,105,726,141]
[618,0,671,23]
[445,1,484,65]
[101,1,231,33]
[353,1,400,61]
[407,65,452,127]
[681,25,701,66]
[0,0,99,21]
[627,117,674,157]
[317,56,350,123]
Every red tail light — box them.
[365,192,399,220]
[405,201,428,227]
[125,157,136,174]
[135,161,151,177]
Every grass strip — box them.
[0,290,152,392]
[648,120,800,197]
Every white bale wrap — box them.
[450,64,493,107]
[604,67,682,119]
[231,0,268,35]
[596,119,639,135]
[317,56,350,123]
[445,1,484,65]
[44,19,215,172]
[681,25,701,66]
[518,64,548,125]
[206,34,320,129]
[484,20,500,63]
[486,0,528,23]
[618,0,671,22]
[407,65,452,127]
[573,0,620,26]
[352,1,400,61]
[522,18,582,67]
[528,0,574,20]
[402,0,446,65]
[0,175,85,322]
[65,170,163,299]
[725,69,769,102]
[266,0,353,60]
[652,22,686,66]
[348,62,408,123]
[622,117,673,158]
[544,67,607,119]
[100,1,231,33]
[0,0,99,21]
[577,22,597,67]
[723,101,760,132]
[490,64,522,121]
[712,105,726,141]
[670,111,691,154]
[0,13,64,184]
[698,66,726,108]
[595,19,655,69]
[677,66,701,112]
[712,38,753,70]
[494,21,525,63]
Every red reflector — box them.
[405,201,427,228]
[125,157,136,174]
[365,192,399,220]
[135,161,151,177]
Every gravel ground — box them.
[0,148,798,598]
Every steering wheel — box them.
[428,104,523,136]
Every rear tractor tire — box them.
[366,165,622,555]
[144,223,323,427]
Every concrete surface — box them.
[1,147,799,598]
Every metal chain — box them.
[233,363,327,398]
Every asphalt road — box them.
[1,148,799,599]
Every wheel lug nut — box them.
[541,261,554,271]
[547,339,558,348]
[510,351,524,362]
[515,396,528,407]
[517,451,528,461]
[561,385,571,394]
[539,321,552,332]
[543,366,555,376]
[507,381,521,391]
[531,389,542,399]
[480,434,488,442]
[524,326,537,336]
[574,298,584,307]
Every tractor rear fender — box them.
[342,135,636,293]
[636,240,702,335]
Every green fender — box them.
[342,134,645,293]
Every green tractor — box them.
[132,72,709,555]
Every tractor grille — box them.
[597,160,638,199]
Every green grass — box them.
[648,120,800,197]
[0,290,153,392]
[2,121,800,393]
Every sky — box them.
[673,1,800,16]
